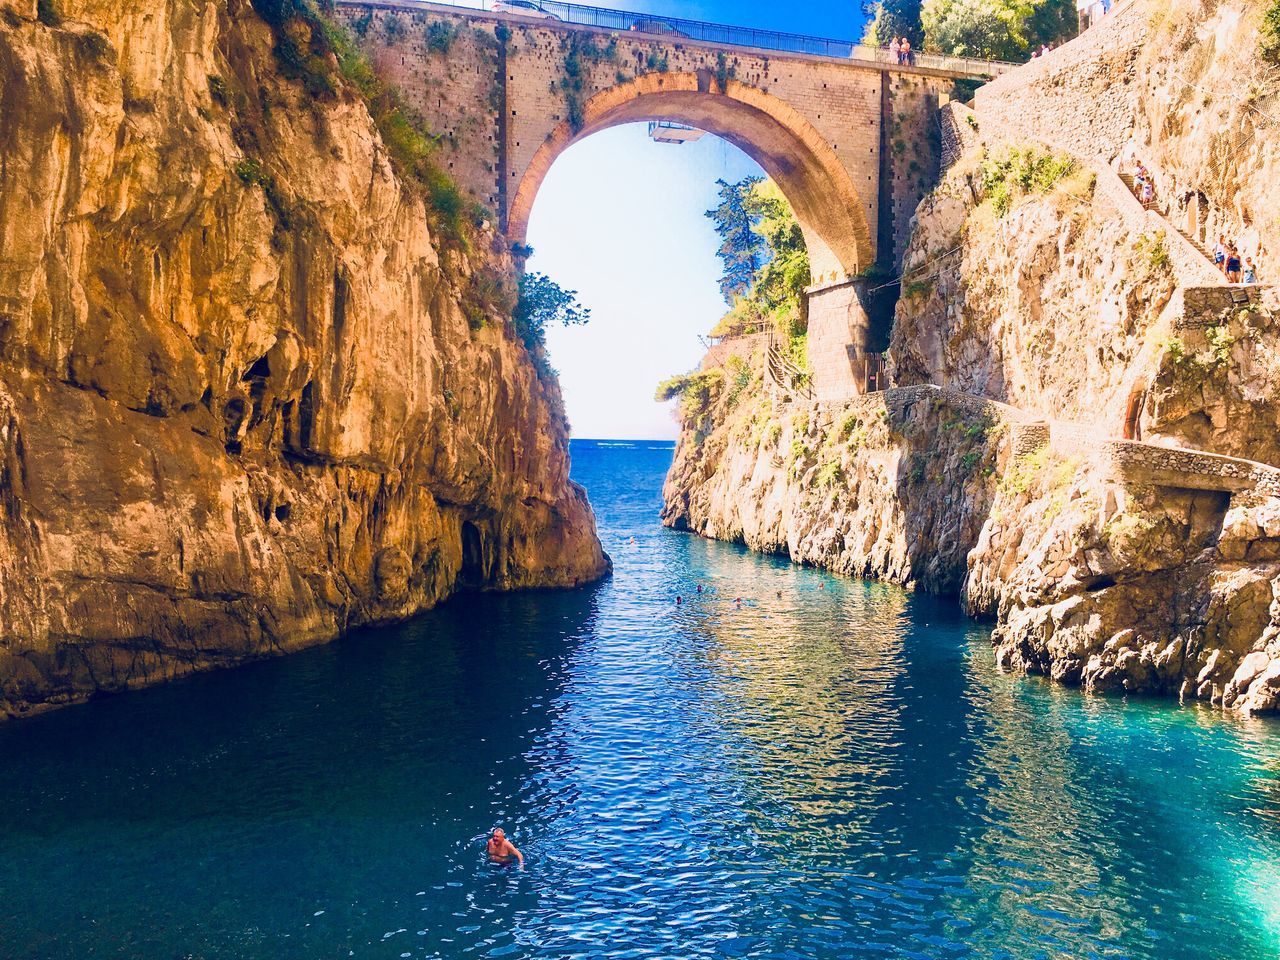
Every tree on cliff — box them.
[514,273,590,351]
[708,179,811,343]
[919,0,1075,60]
[744,180,810,332]
[706,176,766,304]
[862,0,923,46]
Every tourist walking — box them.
[1226,246,1243,283]
[1214,235,1227,273]
[1244,257,1259,285]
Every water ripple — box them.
[0,441,1277,958]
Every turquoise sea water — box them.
[1,440,1279,959]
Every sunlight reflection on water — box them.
[0,441,1278,958]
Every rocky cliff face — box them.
[663,0,1280,716]
[0,0,608,717]
[663,370,1002,595]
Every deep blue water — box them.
[1,440,1279,959]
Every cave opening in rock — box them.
[459,521,486,590]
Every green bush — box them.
[36,0,61,27]
[77,31,113,61]
[1264,0,1280,62]
[514,273,590,383]
[425,20,457,54]
[383,12,404,44]
[980,145,1076,216]
[1134,230,1171,273]
[654,371,724,421]
[208,74,229,106]
[233,158,291,228]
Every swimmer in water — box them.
[776,590,782,599]
[696,584,703,594]
[818,582,825,590]
[734,597,743,608]
[676,595,683,605]
[487,828,524,866]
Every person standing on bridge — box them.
[889,36,900,64]
[901,37,912,65]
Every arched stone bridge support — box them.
[336,1,970,398]
[508,72,874,281]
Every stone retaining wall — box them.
[973,0,1149,162]
[807,384,1280,500]
[699,333,769,373]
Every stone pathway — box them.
[809,384,1280,501]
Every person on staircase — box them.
[1214,236,1227,273]
[1244,257,1259,286]
[1226,245,1243,284]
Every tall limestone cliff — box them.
[663,0,1280,715]
[0,0,608,717]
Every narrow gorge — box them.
[663,0,1280,716]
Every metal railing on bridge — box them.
[336,0,1015,78]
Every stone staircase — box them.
[1118,171,1156,210]
[766,333,814,403]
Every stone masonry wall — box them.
[339,0,970,274]
[974,0,1149,163]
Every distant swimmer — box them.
[676,595,683,605]
[734,597,743,608]
[818,582,825,591]
[487,828,524,866]
[776,590,782,599]
[696,584,704,594]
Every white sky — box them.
[528,124,763,441]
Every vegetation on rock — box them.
[706,178,810,343]
[514,272,591,379]
[979,144,1079,215]
[249,0,481,246]
[863,0,1074,61]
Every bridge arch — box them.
[508,72,876,283]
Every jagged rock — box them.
[0,0,608,718]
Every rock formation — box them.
[663,0,1280,715]
[0,0,608,717]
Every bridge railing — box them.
[336,0,1014,78]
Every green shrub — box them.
[383,12,404,44]
[655,371,724,421]
[816,459,843,488]
[208,74,229,106]
[514,272,590,380]
[1207,324,1235,364]
[77,31,113,61]
[36,0,61,27]
[234,158,291,228]
[980,145,1076,217]
[1134,230,1171,273]
[425,19,456,54]
[1264,0,1280,62]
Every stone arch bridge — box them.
[335,0,1008,399]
